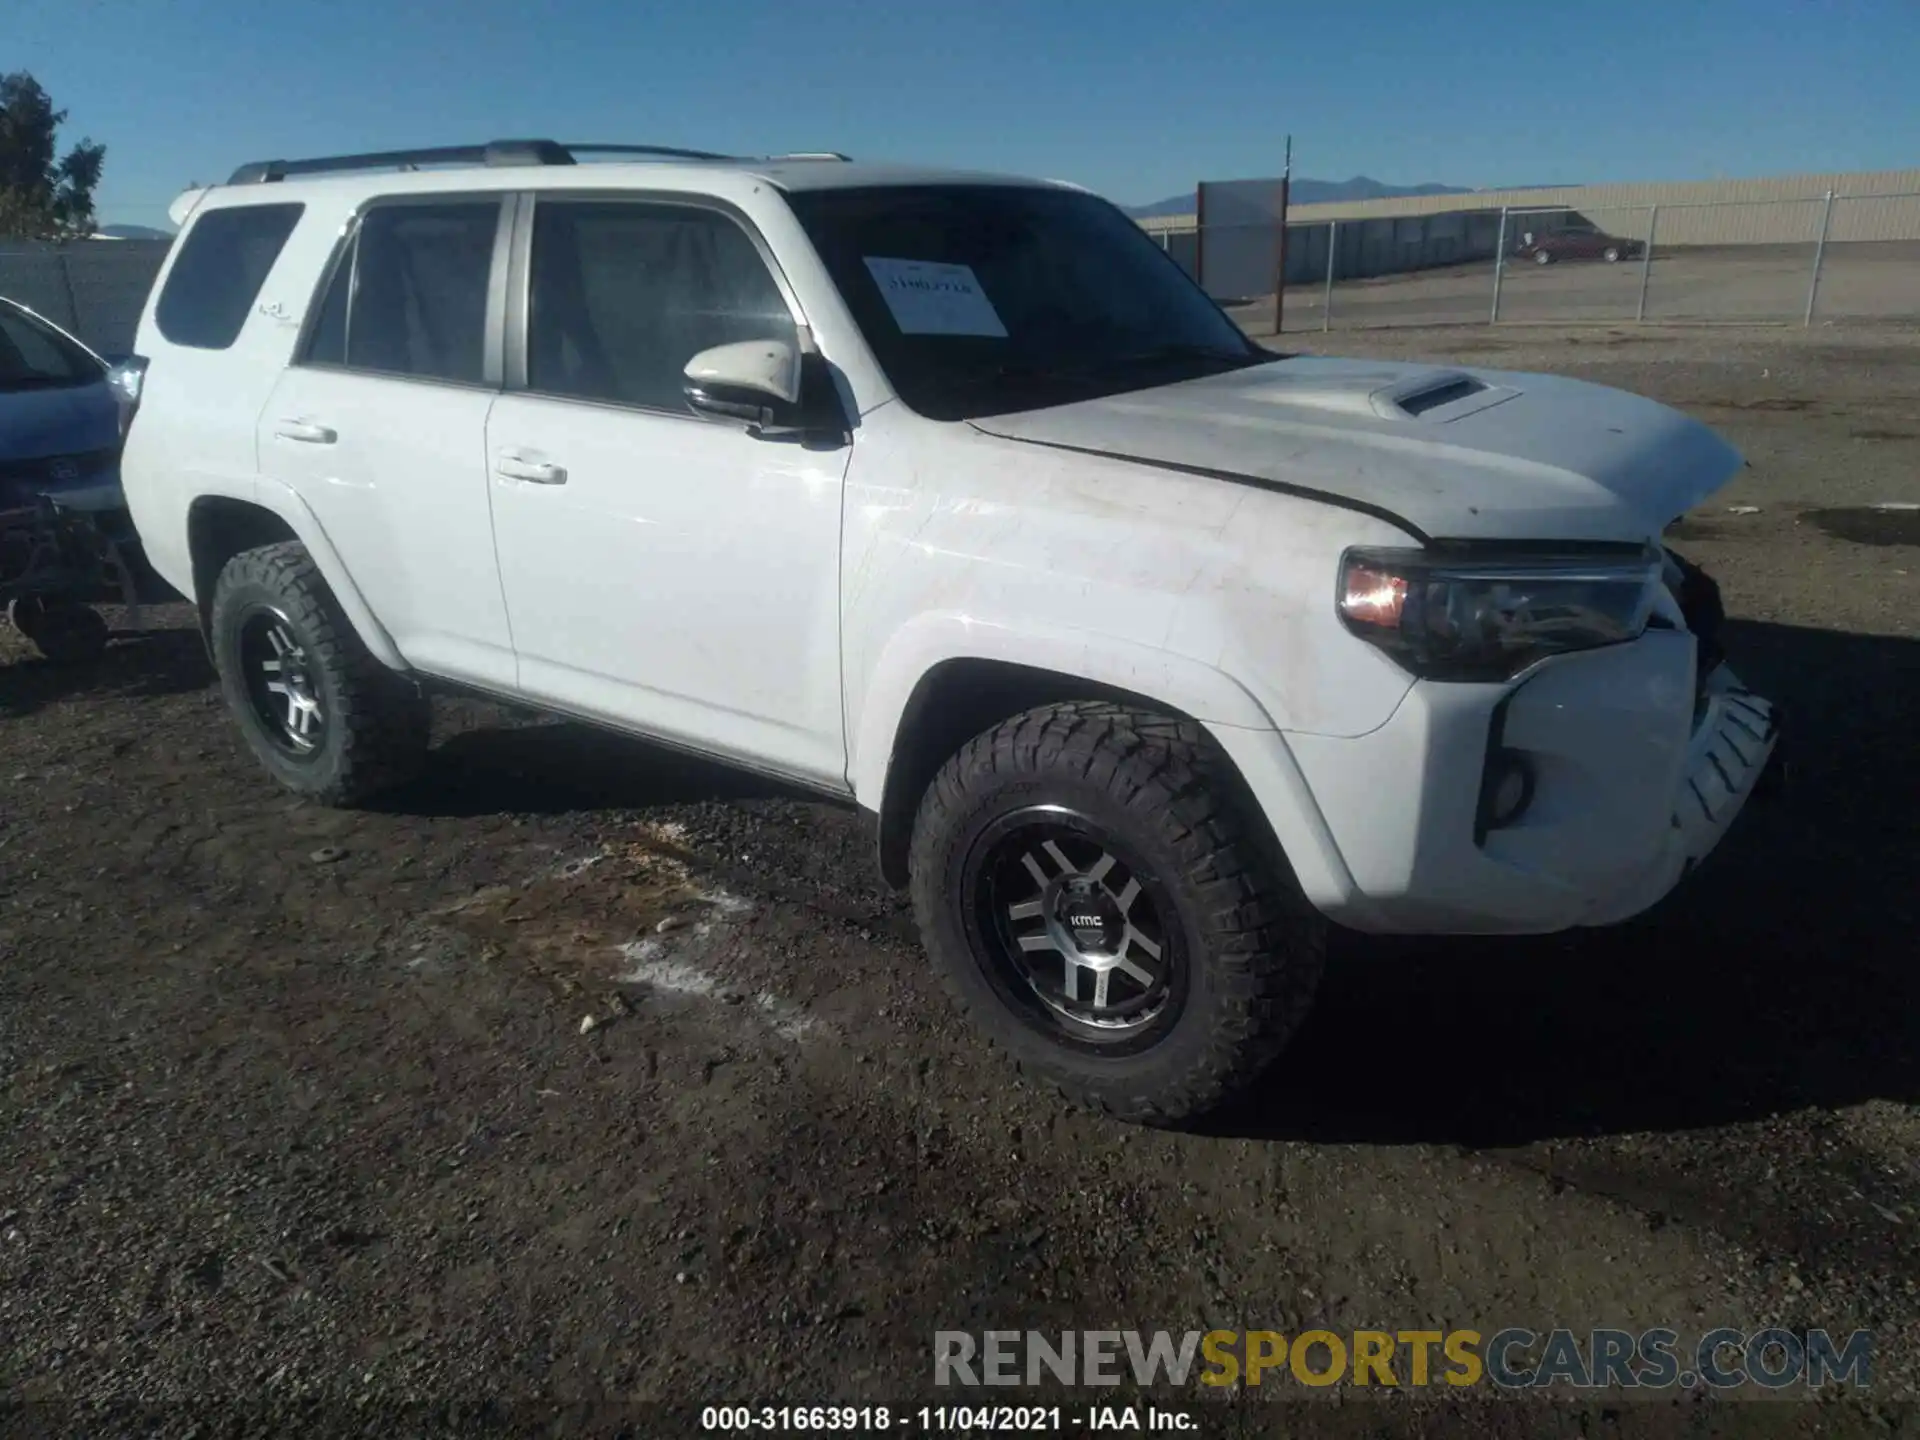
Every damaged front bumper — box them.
[1228,559,1782,936]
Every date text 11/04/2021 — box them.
[700,1406,1195,1431]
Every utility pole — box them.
[1274,135,1292,337]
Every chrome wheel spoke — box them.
[1063,957,1081,1003]
[1086,852,1115,884]
[1019,852,1050,888]
[1115,956,1155,989]
[1113,877,1140,917]
[1007,898,1046,922]
[1016,932,1057,953]
[1041,839,1075,875]
[1123,925,1162,961]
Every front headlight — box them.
[1338,545,1662,681]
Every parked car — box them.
[119,141,1779,1125]
[1514,225,1642,264]
[1,295,166,599]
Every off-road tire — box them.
[10,598,109,665]
[210,541,428,805]
[908,701,1326,1127]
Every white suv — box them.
[120,140,1780,1124]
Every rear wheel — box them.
[908,701,1326,1126]
[209,541,428,805]
[1603,245,1622,263]
[8,597,109,665]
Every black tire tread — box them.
[908,700,1325,1126]
[211,541,428,806]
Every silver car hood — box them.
[968,355,1744,543]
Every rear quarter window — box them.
[153,202,305,350]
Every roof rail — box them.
[226,138,740,185]
[771,152,853,161]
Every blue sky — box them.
[12,0,1920,227]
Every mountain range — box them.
[95,223,176,240]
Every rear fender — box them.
[231,476,407,672]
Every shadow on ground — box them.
[0,626,212,720]
[378,714,812,819]
[1212,619,1920,1149]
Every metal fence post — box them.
[1322,220,1337,332]
[57,247,83,336]
[1804,189,1835,327]
[1635,204,1658,323]
[1490,208,1509,323]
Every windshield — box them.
[0,304,100,392]
[784,184,1271,421]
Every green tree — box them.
[0,71,107,240]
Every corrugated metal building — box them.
[1138,168,1920,301]
[1139,167,1920,246]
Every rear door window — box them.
[303,199,501,385]
[153,203,304,350]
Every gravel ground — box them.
[2,322,1917,1438]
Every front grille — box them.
[0,447,119,485]
[1663,549,1727,726]
[1671,557,1726,673]
[0,448,120,508]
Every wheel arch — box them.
[186,481,406,671]
[858,621,1282,892]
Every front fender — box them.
[251,476,408,673]
[850,611,1366,918]
[849,610,1278,806]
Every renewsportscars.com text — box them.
[934,1328,1873,1391]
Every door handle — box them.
[493,453,567,485]
[274,418,337,444]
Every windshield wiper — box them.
[1103,342,1261,369]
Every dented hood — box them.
[968,355,1744,543]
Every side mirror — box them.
[683,339,801,427]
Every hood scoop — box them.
[1376,370,1517,422]
[1394,374,1485,415]
[1229,366,1516,425]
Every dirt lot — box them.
[3,323,1918,1435]
[1253,241,1920,333]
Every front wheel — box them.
[1603,246,1622,263]
[1533,249,1554,265]
[907,702,1326,1126]
[209,541,429,805]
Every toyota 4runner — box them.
[118,140,1780,1124]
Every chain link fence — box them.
[1147,190,1920,335]
[0,239,171,356]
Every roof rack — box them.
[226,139,848,185]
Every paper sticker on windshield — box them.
[862,257,1008,337]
